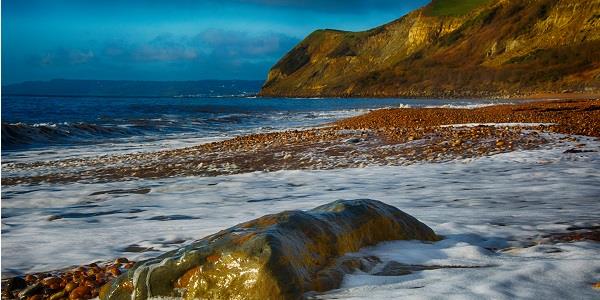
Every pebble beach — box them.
[3,99,599,186]
[2,98,600,300]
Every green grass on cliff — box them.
[425,0,492,17]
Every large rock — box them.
[100,199,437,300]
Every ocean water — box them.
[1,95,509,158]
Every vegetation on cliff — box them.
[260,0,600,98]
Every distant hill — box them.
[2,79,263,97]
[260,0,600,98]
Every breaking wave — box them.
[1,122,133,150]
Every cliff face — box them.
[260,0,600,98]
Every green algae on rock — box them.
[100,199,437,300]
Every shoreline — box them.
[3,99,599,186]
[6,91,597,101]
[2,99,600,299]
[258,92,600,101]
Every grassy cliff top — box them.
[424,0,492,16]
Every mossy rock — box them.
[100,199,437,300]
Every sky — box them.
[2,0,429,84]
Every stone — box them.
[49,290,66,300]
[18,283,42,299]
[64,282,77,293]
[70,286,91,300]
[2,276,27,292]
[47,215,63,221]
[41,276,61,287]
[345,137,361,144]
[100,199,437,300]
[114,257,129,264]
[375,261,424,276]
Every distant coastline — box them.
[1,93,261,99]
[2,79,263,98]
[5,79,598,101]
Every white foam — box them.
[439,123,557,128]
[324,240,600,299]
[2,136,599,298]
[424,103,512,109]
[1,108,369,166]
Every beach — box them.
[3,99,599,185]
[2,98,600,299]
[4,0,600,298]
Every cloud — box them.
[26,30,300,80]
[195,29,299,57]
[132,34,199,61]
[33,48,95,66]
[3,0,429,84]
[35,30,298,65]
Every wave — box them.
[423,103,510,109]
[1,122,133,150]
[174,93,256,98]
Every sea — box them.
[2,94,599,299]
[1,95,507,160]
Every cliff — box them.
[260,0,600,98]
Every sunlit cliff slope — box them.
[260,0,600,98]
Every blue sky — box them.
[2,0,429,84]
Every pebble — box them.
[64,282,77,293]
[69,286,90,300]
[2,259,136,300]
[3,276,27,292]
[48,291,65,300]
[18,283,42,299]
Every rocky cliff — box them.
[260,0,600,98]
